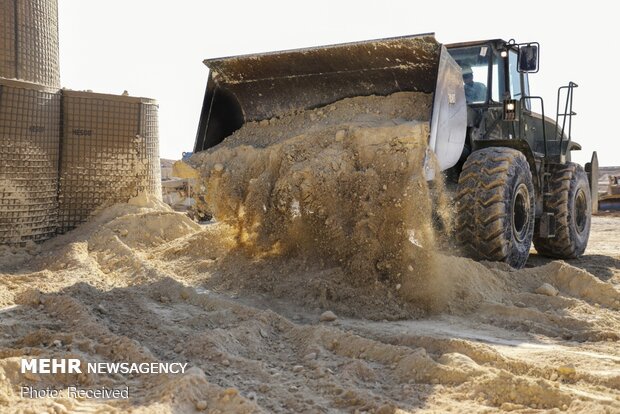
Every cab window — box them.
[509,50,522,99]
[521,67,531,110]
[490,47,521,103]
[448,46,490,104]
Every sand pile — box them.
[1,193,620,412]
[189,92,453,313]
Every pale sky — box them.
[58,0,620,167]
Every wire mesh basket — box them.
[0,0,60,87]
[0,78,61,245]
[58,90,161,233]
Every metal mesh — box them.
[58,91,161,233]
[0,0,60,87]
[141,101,162,198]
[0,78,60,245]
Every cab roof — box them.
[445,39,507,49]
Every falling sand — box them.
[189,92,451,315]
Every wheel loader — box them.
[193,33,596,269]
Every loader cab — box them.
[446,40,529,107]
[446,39,549,156]
[447,39,573,162]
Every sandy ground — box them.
[0,194,619,414]
[2,94,619,413]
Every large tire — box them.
[456,147,535,268]
[533,163,591,258]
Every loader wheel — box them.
[533,163,591,259]
[456,147,535,268]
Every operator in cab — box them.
[462,65,487,103]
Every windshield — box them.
[448,45,490,104]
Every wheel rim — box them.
[574,188,588,233]
[512,183,531,242]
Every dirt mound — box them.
[1,195,620,412]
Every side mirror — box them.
[518,43,539,73]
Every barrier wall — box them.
[58,90,161,232]
[0,78,60,244]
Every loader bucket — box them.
[195,34,446,150]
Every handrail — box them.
[520,96,547,158]
[556,82,578,154]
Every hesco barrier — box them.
[0,78,60,244]
[0,0,60,87]
[58,91,161,233]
